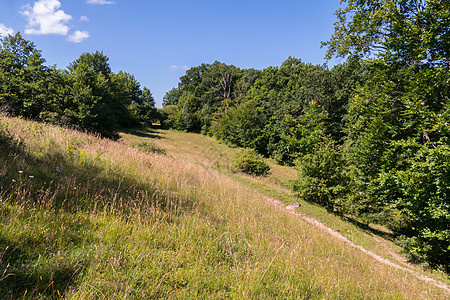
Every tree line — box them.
[161,0,449,272]
[0,33,157,139]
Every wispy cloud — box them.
[80,16,89,22]
[67,30,90,43]
[0,24,14,37]
[86,0,114,4]
[170,65,189,71]
[21,0,71,35]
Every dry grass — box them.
[0,118,448,299]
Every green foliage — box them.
[340,63,450,270]
[0,32,47,118]
[166,58,360,165]
[323,0,450,68]
[213,100,269,154]
[163,87,181,106]
[373,145,450,271]
[275,99,329,163]
[138,87,158,126]
[0,34,158,139]
[231,148,270,176]
[161,62,256,133]
[325,0,450,270]
[131,141,166,155]
[66,52,119,138]
[159,104,184,130]
[293,138,348,212]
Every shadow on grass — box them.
[339,215,395,241]
[0,125,197,297]
[0,125,194,213]
[0,235,82,299]
[295,194,395,242]
[120,126,164,140]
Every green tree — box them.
[66,51,118,138]
[324,0,450,68]
[110,71,142,127]
[275,99,329,163]
[0,32,47,117]
[325,0,450,270]
[293,137,348,212]
[138,87,158,126]
[213,99,268,153]
[163,87,181,106]
[163,62,246,133]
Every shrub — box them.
[293,138,348,212]
[232,148,270,176]
[131,141,166,155]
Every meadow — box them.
[0,117,449,299]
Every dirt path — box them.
[264,196,450,294]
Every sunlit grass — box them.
[0,118,448,299]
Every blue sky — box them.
[0,0,343,107]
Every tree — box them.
[325,0,450,270]
[66,51,118,138]
[0,32,47,117]
[138,87,158,126]
[293,137,348,212]
[69,51,112,78]
[276,99,329,163]
[163,87,181,106]
[110,71,142,127]
[213,99,268,153]
[323,0,450,68]
[1,34,157,138]
[165,58,359,164]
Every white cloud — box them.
[170,65,189,71]
[80,16,89,22]
[86,0,114,4]
[67,30,90,43]
[21,0,72,35]
[0,24,14,37]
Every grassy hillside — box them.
[0,117,448,299]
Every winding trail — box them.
[264,196,450,294]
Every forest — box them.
[1,0,449,273]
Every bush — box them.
[131,141,166,155]
[292,138,348,212]
[232,148,270,176]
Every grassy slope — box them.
[0,118,448,299]
[123,127,450,284]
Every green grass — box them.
[0,118,448,299]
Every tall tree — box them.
[110,71,142,127]
[323,0,450,68]
[325,0,450,270]
[138,87,158,126]
[0,32,47,117]
[66,51,118,138]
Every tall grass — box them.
[0,117,448,299]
